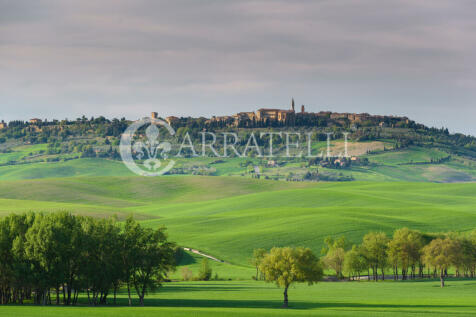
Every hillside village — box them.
[1,99,410,132]
[0,99,475,183]
[153,99,412,129]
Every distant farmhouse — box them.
[0,121,7,129]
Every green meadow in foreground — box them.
[1,176,475,315]
[0,176,475,267]
[1,280,475,316]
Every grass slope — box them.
[1,176,475,266]
[0,158,134,180]
[0,144,475,182]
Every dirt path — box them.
[183,247,226,263]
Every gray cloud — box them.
[0,0,475,135]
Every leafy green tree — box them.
[453,235,475,278]
[198,258,212,281]
[120,217,142,306]
[470,230,476,278]
[0,213,37,304]
[0,215,16,304]
[259,247,323,308]
[131,226,175,306]
[323,248,346,279]
[24,213,64,305]
[344,245,367,280]
[361,232,389,281]
[121,217,175,306]
[81,216,122,305]
[250,248,266,280]
[2,212,178,307]
[322,236,347,279]
[10,213,37,304]
[422,237,460,287]
[24,212,84,305]
[445,231,476,278]
[387,228,424,280]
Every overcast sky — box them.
[1,0,475,135]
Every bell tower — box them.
[291,98,295,112]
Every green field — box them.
[0,158,134,180]
[1,163,475,315]
[0,141,475,182]
[1,176,475,266]
[1,280,475,316]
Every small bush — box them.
[181,267,194,281]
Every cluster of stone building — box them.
[206,98,301,127]
[152,99,410,128]
[0,118,44,130]
[0,99,410,131]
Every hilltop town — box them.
[153,99,412,129]
[1,99,411,131]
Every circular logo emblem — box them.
[120,117,175,176]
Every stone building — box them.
[330,113,348,120]
[254,98,296,124]
[165,116,180,126]
[200,98,411,129]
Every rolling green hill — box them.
[0,158,134,180]
[1,117,476,182]
[0,145,475,182]
[1,176,475,267]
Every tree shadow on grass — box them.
[137,298,475,311]
[177,251,196,266]
[158,284,272,293]
[7,299,474,311]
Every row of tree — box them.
[251,228,476,295]
[321,228,476,287]
[0,212,176,306]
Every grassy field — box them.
[0,158,134,180]
[170,251,254,280]
[0,144,48,165]
[1,280,475,316]
[0,176,475,266]
[0,171,475,315]
[0,142,475,182]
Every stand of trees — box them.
[253,227,476,295]
[0,212,176,306]
[335,228,476,287]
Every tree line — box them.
[252,228,476,290]
[320,228,476,287]
[0,212,176,306]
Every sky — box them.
[0,0,475,135]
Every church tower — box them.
[291,98,295,112]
